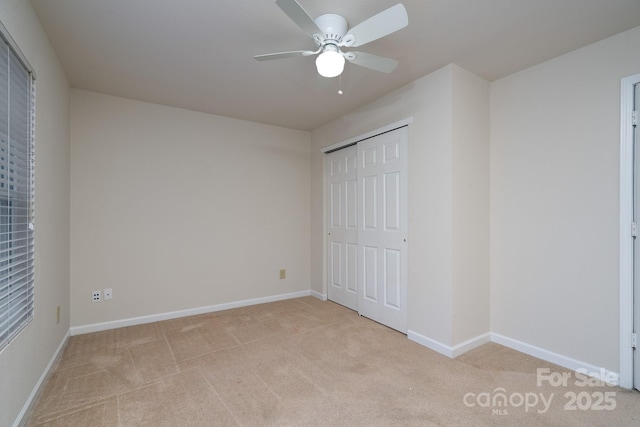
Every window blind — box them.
[0,26,35,353]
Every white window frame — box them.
[0,20,36,353]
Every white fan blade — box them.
[345,51,398,73]
[254,50,315,61]
[275,0,322,36]
[343,4,408,47]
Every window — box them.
[0,22,35,352]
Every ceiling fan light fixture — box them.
[315,49,345,78]
[256,2,409,78]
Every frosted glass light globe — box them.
[316,50,345,78]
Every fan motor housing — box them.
[314,14,348,41]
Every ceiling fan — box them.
[254,0,408,78]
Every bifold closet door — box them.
[325,126,408,332]
[357,127,408,333]
[326,145,358,310]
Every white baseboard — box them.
[491,332,620,385]
[70,290,311,336]
[13,330,70,427]
[407,330,619,384]
[407,330,452,357]
[407,330,490,358]
[310,290,327,301]
[452,333,492,357]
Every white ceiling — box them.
[29,0,640,131]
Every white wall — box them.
[491,26,640,372]
[451,66,490,344]
[70,90,311,327]
[310,64,490,349]
[0,1,70,426]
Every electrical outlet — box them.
[104,288,112,300]
[92,290,101,302]
[279,269,286,279]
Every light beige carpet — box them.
[26,297,640,426]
